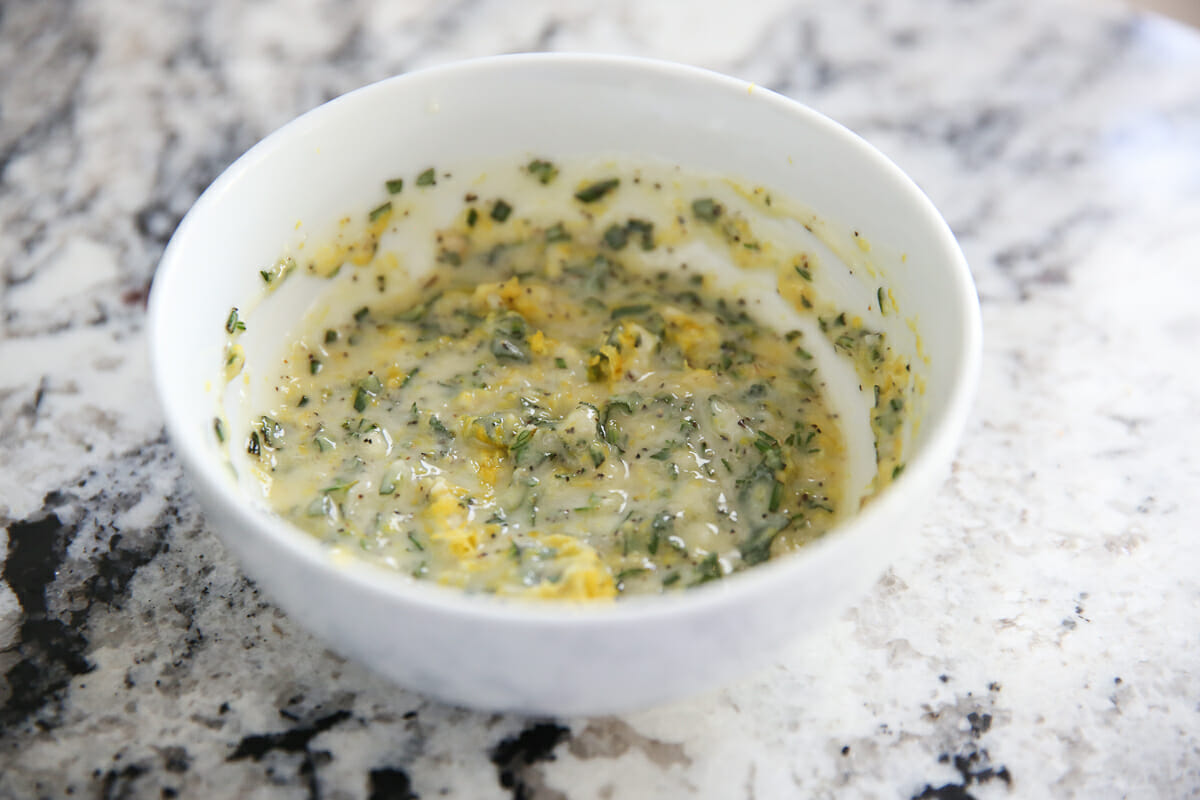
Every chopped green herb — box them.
[359,374,383,395]
[527,159,559,184]
[225,307,245,334]
[369,201,392,222]
[260,269,273,283]
[416,167,436,186]
[615,567,647,584]
[626,219,654,250]
[692,197,722,221]
[650,444,676,461]
[555,357,567,369]
[429,415,454,438]
[892,463,906,479]
[312,428,335,452]
[510,426,535,462]
[694,552,722,584]
[877,286,886,313]
[769,480,784,512]
[386,178,404,194]
[610,304,650,320]
[740,523,784,566]
[324,329,338,344]
[589,444,606,467]
[794,264,812,281]
[544,222,570,243]
[574,178,619,203]
[354,306,370,323]
[408,532,424,551]
[603,223,629,250]
[213,417,225,443]
[309,357,322,375]
[466,207,478,227]
[491,199,512,222]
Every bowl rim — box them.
[149,51,982,625]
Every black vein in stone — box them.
[489,722,570,800]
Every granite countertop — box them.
[3,0,1199,797]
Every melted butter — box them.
[237,157,913,599]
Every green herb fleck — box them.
[466,207,478,227]
[225,307,245,334]
[603,223,629,250]
[260,269,272,283]
[510,426,535,462]
[741,523,784,566]
[386,178,404,194]
[324,329,338,344]
[610,304,650,320]
[416,167,436,186]
[429,415,454,439]
[650,443,676,461]
[354,306,370,324]
[694,552,722,584]
[794,263,812,281]
[544,222,570,243]
[692,197,722,222]
[369,201,392,223]
[574,178,619,203]
[555,357,567,369]
[213,417,225,443]
[491,199,512,222]
[769,480,784,512]
[408,531,424,551]
[527,159,559,184]
[877,286,886,313]
[616,567,646,584]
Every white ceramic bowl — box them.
[149,54,980,715]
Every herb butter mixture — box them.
[232,159,910,600]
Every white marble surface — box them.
[2,0,1199,797]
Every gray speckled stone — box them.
[2,0,1199,797]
